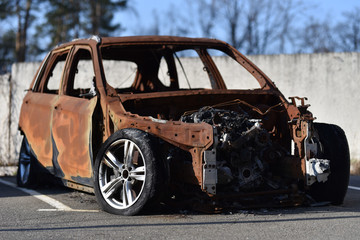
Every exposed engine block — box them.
[181,107,274,192]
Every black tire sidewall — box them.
[309,123,350,204]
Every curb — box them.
[0,166,17,177]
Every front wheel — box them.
[309,123,350,205]
[94,129,163,215]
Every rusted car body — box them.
[18,36,350,215]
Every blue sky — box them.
[133,0,359,19]
[118,0,360,36]
[308,0,359,16]
[2,0,358,38]
[1,0,358,58]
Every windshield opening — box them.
[100,45,260,94]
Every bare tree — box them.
[297,18,336,53]
[276,0,309,53]
[196,0,218,37]
[335,7,360,52]
[240,0,265,54]
[15,0,32,62]
[148,10,161,35]
[211,0,307,54]
[84,0,128,36]
[162,3,193,36]
[219,0,242,49]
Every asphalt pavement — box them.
[0,176,359,239]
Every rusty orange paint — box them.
[51,96,97,181]
[19,93,58,168]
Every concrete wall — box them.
[0,63,39,174]
[0,74,11,165]
[0,52,359,174]
[10,63,40,162]
[248,53,360,160]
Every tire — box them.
[17,136,37,187]
[94,129,163,215]
[309,123,350,205]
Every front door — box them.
[51,46,98,186]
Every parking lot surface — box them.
[0,176,360,239]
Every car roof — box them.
[53,35,229,50]
[101,36,227,45]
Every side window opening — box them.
[32,52,50,92]
[102,60,138,89]
[207,49,260,89]
[67,48,96,98]
[101,46,184,93]
[102,49,168,93]
[43,52,68,94]
[174,49,212,89]
[158,56,171,87]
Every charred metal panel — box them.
[50,132,63,177]
[51,96,97,183]
[62,179,95,193]
[108,107,213,149]
[19,92,58,168]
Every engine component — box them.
[306,158,330,184]
[181,107,275,192]
[304,123,331,185]
[203,145,218,195]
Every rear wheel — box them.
[17,136,37,187]
[94,129,163,215]
[309,123,350,205]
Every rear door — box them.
[19,47,71,172]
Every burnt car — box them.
[17,36,350,215]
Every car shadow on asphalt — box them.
[1,175,359,217]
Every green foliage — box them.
[0,0,129,66]
[0,0,15,19]
[0,30,15,73]
[35,0,128,52]
[35,0,82,50]
[82,0,128,36]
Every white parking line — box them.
[348,186,360,191]
[0,179,99,212]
